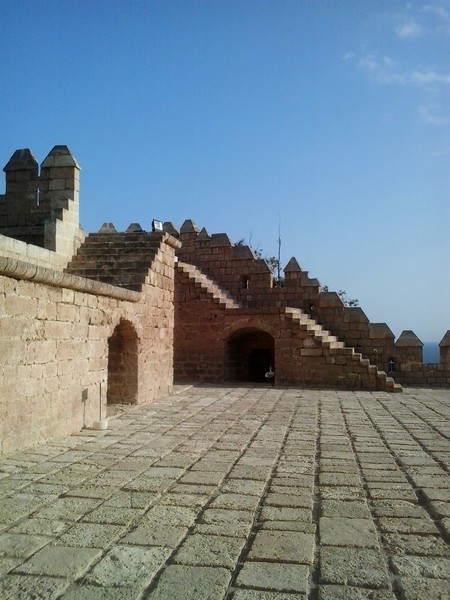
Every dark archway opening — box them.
[225,328,275,383]
[107,319,138,404]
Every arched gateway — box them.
[225,328,275,383]
[107,319,138,404]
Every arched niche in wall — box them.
[225,328,275,383]
[107,319,139,405]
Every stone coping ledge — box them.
[0,255,140,302]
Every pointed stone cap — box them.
[98,222,118,234]
[344,307,369,323]
[197,227,211,240]
[163,222,179,236]
[233,244,253,259]
[254,259,271,273]
[395,330,423,347]
[126,223,145,233]
[369,323,395,339]
[438,330,450,347]
[210,233,232,247]
[4,148,38,172]
[41,145,80,169]
[284,257,301,273]
[180,219,199,234]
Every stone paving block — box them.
[320,499,371,519]
[63,485,116,500]
[270,475,313,489]
[260,520,316,534]
[319,486,365,500]
[430,501,450,518]
[121,524,188,547]
[142,466,186,479]
[81,505,142,526]
[180,470,226,485]
[377,517,440,535]
[14,545,101,578]
[260,506,311,523]
[391,555,450,579]
[319,517,379,548]
[319,473,362,487]
[276,463,313,476]
[140,505,198,527]
[320,547,390,588]
[151,452,198,468]
[0,533,50,558]
[20,482,70,496]
[173,533,245,568]
[32,497,102,522]
[148,565,231,599]
[53,522,124,548]
[158,492,211,508]
[361,471,409,483]
[265,493,312,509]
[229,465,271,480]
[396,577,450,600]
[0,574,69,599]
[382,533,450,557]
[318,585,396,599]
[102,490,157,509]
[320,464,360,474]
[191,460,235,472]
[423,488,450,502]
[372,500,426,518]
[367,487,417,501]
[116,475,172,493]
[7,518,68,537]
[209,493,260,511]
[248,530,314,564]
[221,479,266,496]
[165,482,216,495]
[235,561,310,593]
[0,495,50,524]
[84,545,170,588]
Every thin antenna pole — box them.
[277,215,281,283]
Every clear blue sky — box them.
[1,0,449,347]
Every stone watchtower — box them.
[0,145,83,261]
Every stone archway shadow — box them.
[107,319,139,405]
[225,328,275,383]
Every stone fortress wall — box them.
[0,145,448,454]
[172,220,450,388]
[0,146,178,455]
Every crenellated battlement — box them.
[172,218,449,385]
[0,145,84,262]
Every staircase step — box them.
[178,262,241,309]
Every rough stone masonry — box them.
[0,145,449,456]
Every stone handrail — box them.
[0,255,140,302]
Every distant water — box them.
[423,342,439,363]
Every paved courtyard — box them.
[0,385,449,599]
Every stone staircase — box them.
[284,307,403,393]
[177,261,241,310]
[65,233,163,291]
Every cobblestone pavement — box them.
[0,386,449,599]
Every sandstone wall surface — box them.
[0,239,176,455]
